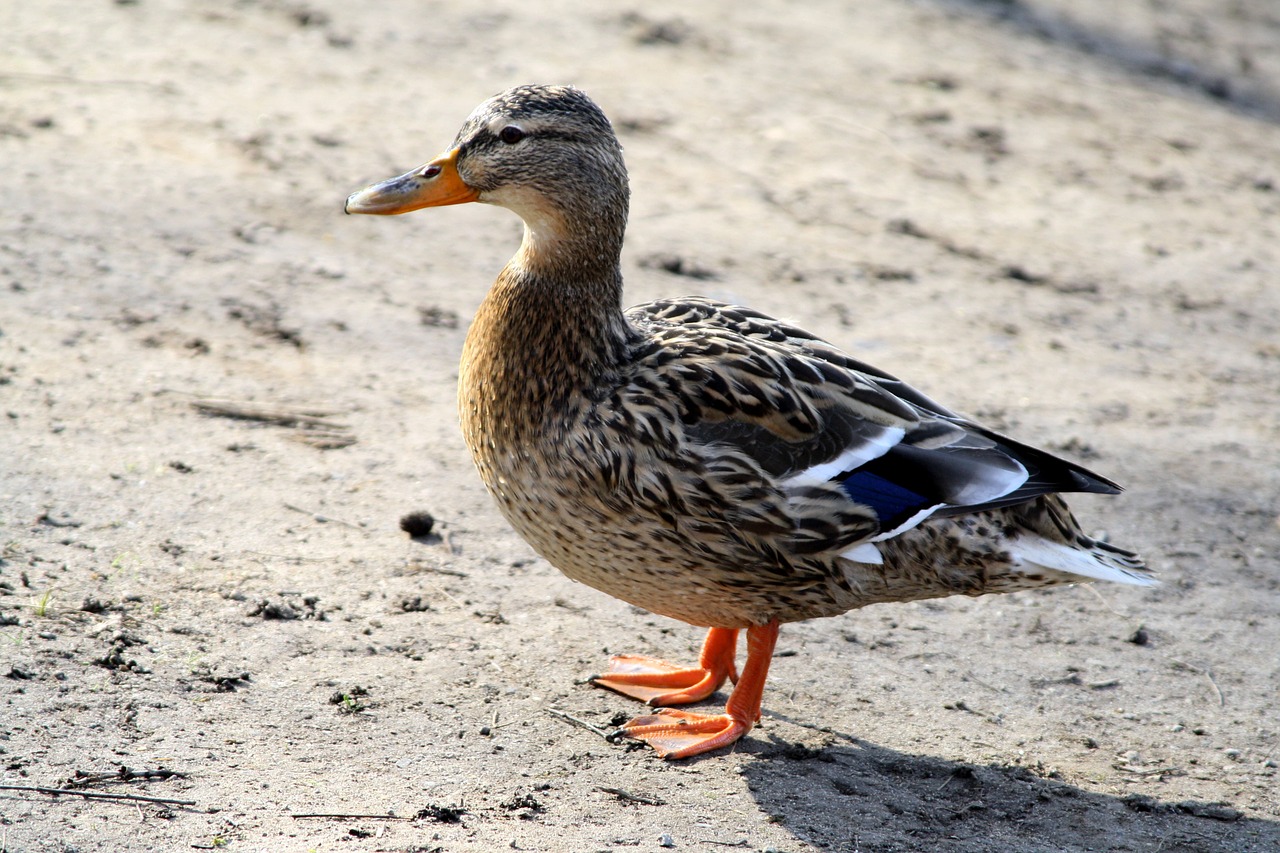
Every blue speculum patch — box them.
[838,469,929,528]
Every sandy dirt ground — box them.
[3,1,1279,851]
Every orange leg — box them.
[591,626,739,706]
[610,621,779,759]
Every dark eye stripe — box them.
[487,127,586,146]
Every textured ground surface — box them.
[2,1,1279,851]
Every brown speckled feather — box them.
[462,283,1148,628]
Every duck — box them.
[345,84,1152,760]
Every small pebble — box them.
[658,833,675,848]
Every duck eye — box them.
[498,125,526,144]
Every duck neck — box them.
[461,220,631,445]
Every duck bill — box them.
[344,148,479,215]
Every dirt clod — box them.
[399,511,436,538]
[415,804,466,824]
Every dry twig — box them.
[596,786,666,806]
[1171,660,1226,707]
[291,812,408,820]
[188,398,357,448]
[0,784,195,807]
[190,398,347,429]
[65,767,187,789]
[1113,764,1184,777]
[283,503,364,530]
[544,707,613,741]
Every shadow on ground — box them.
[739,732,1279,852]
[933,0,1280,123]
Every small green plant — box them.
[110,551,139,571]
[329,686,370,715]
[33,590,53,618]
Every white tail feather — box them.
[1010,535,1156,586]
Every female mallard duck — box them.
[346,84,1152,759]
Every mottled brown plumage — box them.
[346,84,1151,759]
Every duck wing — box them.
[629,297,1120,552]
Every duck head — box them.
[345,85,630,272]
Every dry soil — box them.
[2,1,1279,851]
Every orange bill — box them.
[344,148,478,215]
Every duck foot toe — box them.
[591,654,728,705]
[613,708,751,759]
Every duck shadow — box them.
[732,723,1279,853]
